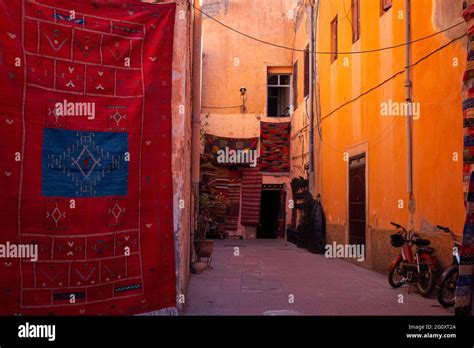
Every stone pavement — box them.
[184,239,452,316]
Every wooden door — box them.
[349,154,366,246]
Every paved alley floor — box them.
[184,239,452,316]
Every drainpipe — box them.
[308,1,315,195]
[191,0,203,260]
[314,0,321,196]
[404,0,415,228]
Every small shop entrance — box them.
[257,186,282,239]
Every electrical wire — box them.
[341,0,355,39]
[195,3,465,154]
[319,33,466,122]
[194,3,464,55]
[290,33,465,151]
[197,2,464,115]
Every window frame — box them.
[380,0,392,15]
[292,61,298,109]
[351,0,360,43]
[330,16,338,63]
[304,44,310,98]
[267,74,291,88]
[267,73,292,117]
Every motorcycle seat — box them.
[417,247,435,254]
[414,239,430,246]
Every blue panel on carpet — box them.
[42,128,128,197]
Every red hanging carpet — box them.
[260,122,291,173]
[211,167,231,220]
[0,0,176,315]
[240,165,262,226]
[224,170,241,237]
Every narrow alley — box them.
[185,240,451,316]
[1,0,474,345]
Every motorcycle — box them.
[388,222,437,297]
[434,225,461,307]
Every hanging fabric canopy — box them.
[204,134,259,167]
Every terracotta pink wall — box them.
[200,0,298,238]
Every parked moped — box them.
[388,222,437,297]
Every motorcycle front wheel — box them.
[437,267,459,307]
[417,259,434,297]
[388,258,405,288]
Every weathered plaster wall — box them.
[290,1,311,183]
[201,0,297,114]
[171,0,192,312]
[202,0,230,17]
[200,0,297,238]
[432,0,465,40]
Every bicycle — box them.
[434,225,461,307]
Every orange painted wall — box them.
[305,0,466,269]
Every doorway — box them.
[349,154,366,247]
[257,189,281,239]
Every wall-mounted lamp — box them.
[240,87,247,114]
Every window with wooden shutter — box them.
[351,0,360,43]
[331,16,338,63]
[304,45,309,97]
[292,61,298,108]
